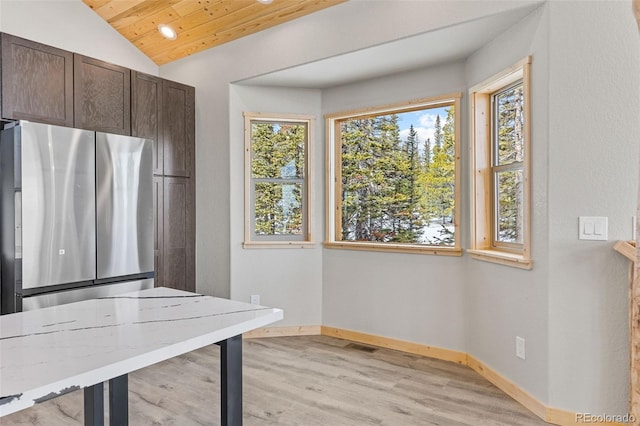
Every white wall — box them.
[3,0,638,418]
[464,4,551,404]
[465,0,640,413]
[158,0,536,299]
[0,0,157,75]
[546,0,639,413]
[158,0,640,416]
[321,62,469,352]
[229,85,323,325]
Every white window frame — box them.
[468,57,532,269]
[243,112,315,249]
[324,93,462,255]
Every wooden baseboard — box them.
[467,355,547,420]
[545,407,628,426]
[246,325,627,425]
[547,408,585,425]
[243,325,321,338]
[320,325,467,364]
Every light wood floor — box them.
[3,335,547,425]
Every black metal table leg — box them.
[218,335,243,426]
[108,374,128,426]
[84,383,104,426]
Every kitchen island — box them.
[0,287,283,425]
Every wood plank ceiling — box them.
[82,0,346,65]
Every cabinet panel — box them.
[132,72,163,175]
[162,80,194,177]
[153,176,164,288]
[1,33,73,126]
[74,54,131,135]
[163,177,194,292]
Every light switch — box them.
[593,221,604,235]
[579,216,608,241]
[583,221,594,235]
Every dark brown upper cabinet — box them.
[162,80,195,178]
[132,71,163,175]
[74,54,131,135]
[1,33,73,127]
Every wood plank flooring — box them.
[2,335,547,425]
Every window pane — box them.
[251,122,305,179]
[496,169,524,244]
[254,182,302,236]
[495,83,524,166]
[339,105,455,246]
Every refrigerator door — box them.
[21,122,96,289]
[96,133,154,279]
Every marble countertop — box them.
[0,287,283,416]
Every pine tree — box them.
[423,137,431,172]
[251,122,305,235]
[341,117,380,241]
[495,84,524,243]
[424,107,455,244]
[391,124,424,242]
[433,115,443,149]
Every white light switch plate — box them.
[579,216,608,241]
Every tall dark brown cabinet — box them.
[0,33,196,293]
[132,71,195,292]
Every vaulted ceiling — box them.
[82,0,346,65]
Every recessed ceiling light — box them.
[257,0,273,4]
[158,24,177,40]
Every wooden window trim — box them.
[243,241,317,249]
[324,93,462,255]
[243,112,315,248]
[469,57,532,269]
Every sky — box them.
[396,106,450,148]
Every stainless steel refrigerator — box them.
[0,121,154,313]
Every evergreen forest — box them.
[249,86,523,248]
[251,122,306,236]
[340,106,456,245]
[494,83,525,245]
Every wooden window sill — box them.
[243,241,316,249]
[468,249,532,270]
[324,241,462,256]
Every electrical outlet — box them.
[250,294,260,305]
[516,336,526,360]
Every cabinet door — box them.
[1,33,73,126]
[153,176,164,288]
[163,177,195,292]
[162,80,194,177]
[132,72,163,175]
[74,54,131,135]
